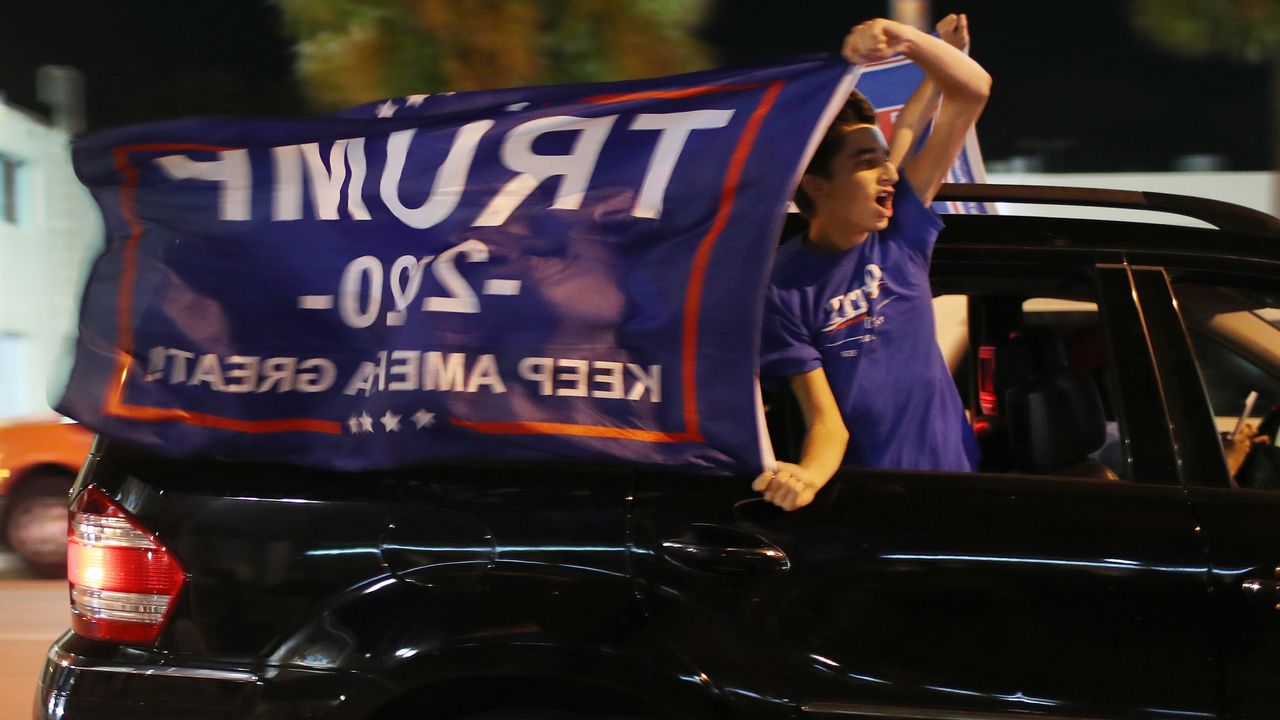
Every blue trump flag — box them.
[58,58,856,473]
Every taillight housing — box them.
[67,486,186,644]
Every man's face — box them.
[806,125,898,233]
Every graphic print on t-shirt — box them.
[820,263,894,357]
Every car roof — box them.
[933,183,1280,272]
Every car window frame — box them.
[1125,266,1233,489]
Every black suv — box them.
[37,186,1280,720]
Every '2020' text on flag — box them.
[59,57,855,473]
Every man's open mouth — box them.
[876,190,894,209]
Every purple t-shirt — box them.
[761,178,978,472]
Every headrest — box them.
[1050,371,1107,453]
[1006,369,1107,473]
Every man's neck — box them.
[806,219,870,253]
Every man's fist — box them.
[936,13,970,52]
[841,19,915,64]
[752,461,825,511]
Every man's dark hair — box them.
[794,91,877,217]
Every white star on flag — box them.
[358,412,375,433]
[380,410,402,432]
[347,416,361,434]
[411,409,436,429]
[405,94,429,107]
[376,100,399,118]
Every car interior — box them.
[935,268,1127,479]
[962,295,1121,479]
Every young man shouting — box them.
[755,16,990,510]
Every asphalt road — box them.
[0,552,68,720]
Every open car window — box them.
[960,289,1126,480]
[1174,284,1280,427]
[1173,282,1280,490]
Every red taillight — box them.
[978,345,998,416]
[67,486,186,644]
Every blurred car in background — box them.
[0,416,92,577]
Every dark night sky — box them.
[0,0,1271,172]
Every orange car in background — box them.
[0,416,93,577]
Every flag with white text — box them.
[59,58,855,473]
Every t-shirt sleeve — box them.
[888,176,945,263]
[760,283,822,379]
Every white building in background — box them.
[0,92,102,419]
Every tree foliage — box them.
[275,0,712,111]
[1130,0,1280,63]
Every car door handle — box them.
[659,524,790,575]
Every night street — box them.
[0,553,66,720]
[3,1,1280,718]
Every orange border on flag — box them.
[103,80,787,442]
[103,143,343,435]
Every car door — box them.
[630,262,1217,720]
[1155,266,1280,719]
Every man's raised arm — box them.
[887,13,972,169]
